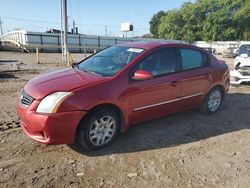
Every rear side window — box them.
[180,49,207,70]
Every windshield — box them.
[77,46,144,77]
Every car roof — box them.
[240,45,250,49]
[116,41,198,50]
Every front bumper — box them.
[230,70,250,85]
[17,102,87,145]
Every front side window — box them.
[133,48,178,77]
[77,46,144,77]
[180,49,207,70]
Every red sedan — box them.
[17,42,230,150]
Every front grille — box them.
[20,89,34,107]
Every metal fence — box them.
[0,30,168,53]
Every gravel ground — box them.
[0,51,249,187]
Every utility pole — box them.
[60,0,64,63]
[105,25,108,36]
[0,18,3,36]
[62,0,69,65]
[73,20,75,34]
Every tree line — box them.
[150,0,250,42]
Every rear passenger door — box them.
[179,48,213,107]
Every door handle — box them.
[170,81,178,87]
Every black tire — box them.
[76,108,119,150]
[200,87,223,114]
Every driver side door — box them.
[128,47,182,123]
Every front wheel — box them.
[76,108,119,150]
[200,87,223,114]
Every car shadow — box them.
[69,92,250,156]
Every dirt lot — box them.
[0,52,249,188]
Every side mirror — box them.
[71,61,78,67]
[240,53,248,58]
[132,70,153,81]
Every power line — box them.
[0,15,148,30]
[0,16,60,25]
[0,16,106,27]
[105,25,108,36]
[0,16,148,36]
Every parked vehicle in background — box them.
[231,45,250,85]
[234,45,250,68]
[202,47,215,54]
[223,47,238,58]
[17,42,230,150]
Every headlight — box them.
[36,92,72,113]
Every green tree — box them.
[149,11,166,38]
[233,0,250,40]
[152,0,250,42]
[158,10,184,40]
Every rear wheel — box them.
[76,108,119,150]
[200,87,223,114]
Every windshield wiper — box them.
[82,68,104,77]
[89,70,104,77]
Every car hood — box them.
[235,56,250,67]
[24,67,105,100]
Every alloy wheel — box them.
[207,90,222,112]
[88,115,116,146]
